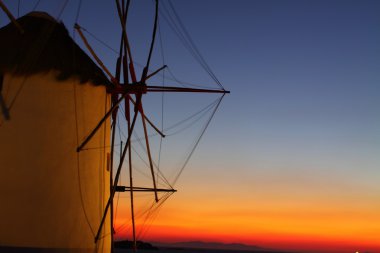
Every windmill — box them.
[0,1,229,252]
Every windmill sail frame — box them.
[0,1,229,252]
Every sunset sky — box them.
[2,1,380,252]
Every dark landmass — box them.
[152,241,261,251]
[150,241,297,253]
[114,240,158,250]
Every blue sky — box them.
[1,0,380,251]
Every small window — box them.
[0,74,10,120]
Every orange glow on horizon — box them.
[113,195,380,253]
[112,162,380,253]
[114,222,380,253]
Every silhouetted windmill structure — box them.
[0,1,229,253]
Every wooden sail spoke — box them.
[76,91,128,152]
[75,24,115,82]
[0,0,24,33]
[140,102,159,202]
[146,85,230,94]
[127,94,165,137]
[115,0,137,84]
[112,84,230,94]
[145,65,167,81]
[115,186,176,192]
[126,105,136,253]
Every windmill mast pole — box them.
[116,0,137,251]
[109,20,125,252]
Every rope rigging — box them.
[171,94,225,186]
[32,0,41,11]
[113,95,222,197]
[160,0,225,90]
[167,0,223,90]
[76,25,218,90]
[111,94,226,241]
[117,105,173,188]
[115,191,173,239]
[116,95,222,143]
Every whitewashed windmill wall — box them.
[0,12,111,253]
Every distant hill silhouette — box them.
[149,241,300,253]
[152,241,262,251]
[114,240,158,250]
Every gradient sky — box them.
[2,1,380,253]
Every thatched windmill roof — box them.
[0,12,111,86]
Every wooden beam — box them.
[140,103,159,202]
[115,186,176,192]
[75,24,114,81]
[0,0,24,33]
[145,65,167,80]
[112,85,230,94]
[76,91,128,152]
[146,86,230,94]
